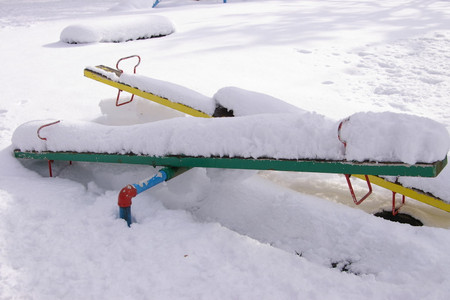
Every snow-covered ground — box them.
[1,0,450,299]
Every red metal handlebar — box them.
[37,120,61,141]
[337,117,350,148]
[115,55,141,106]
[116,55,141,74]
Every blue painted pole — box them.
[119,206,132,227]
[131,170,168,194]
[152,0,161,8]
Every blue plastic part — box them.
[131,170,168,195]
[119,206,132,227]
[152,0,160,8]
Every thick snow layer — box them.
[12,114,344,160]
[340,112,450,164]
[60,15,174,43]
[12,110,449,164]
[213,86,306,116]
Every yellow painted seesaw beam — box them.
[84,65,212,119]
[353,174,450,212]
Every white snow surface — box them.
[60,15,174,43]
[2,0,450,299]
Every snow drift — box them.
[60,15,174,44]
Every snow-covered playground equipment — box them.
[12,56,450,226]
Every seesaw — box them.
[13,56,450,226]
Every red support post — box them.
[48,160,54,177]
[392,192,406,216]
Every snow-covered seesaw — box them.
[12,56,450,226]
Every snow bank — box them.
[12,111,449,164]
[60,15,174,44]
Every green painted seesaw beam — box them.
[13,150,448,177]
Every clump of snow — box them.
[213,87,306,116]
[339,112,450,164]
[60,15,174,44]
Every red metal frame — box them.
[115,55,141,106]
[340,117,374,205]
[345,174,373,205]
[48,160,54,177]
[392,191,406,216]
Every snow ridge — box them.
[60,15,174,44]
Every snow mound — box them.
[60,15,174,44]
[340,112,450,164]
[213,87,306,116]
